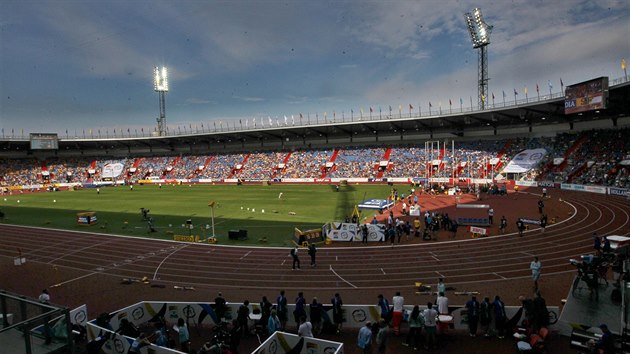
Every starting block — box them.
[13,257,26,266]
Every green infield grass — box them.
[0,183,396,247]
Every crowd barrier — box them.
[87,300,560,354]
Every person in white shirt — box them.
[436,292,448,315]
[297,316,313,338]
[391,291,404,335]
[423,302,438,350]
[436,291,450,334]
[437,278,446,295]
[38,289,50,304]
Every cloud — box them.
[233,95,264,102]
[185,98,215,105]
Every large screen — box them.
[564,77,608,114]
[30,133,59,150]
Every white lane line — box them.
[429,252,440,261]
[435,271,445,278]
[493,272,507,280]
[153,244,190,280]
[330,265,358,288]
[381,268,386,275]
[50,272,98,288]
[240,251,252,260]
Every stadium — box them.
[1,2,629,354]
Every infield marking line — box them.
[240,251,252,260]
[493,272,507,280]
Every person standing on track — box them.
[516,218,525,237]
[290,246,300,270]
[530,257,542,290]
[537,199,544,214]
[500,216,507,234]
[308,243,317,267]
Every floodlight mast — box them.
[465,8,493,110]
[154,66,169,136]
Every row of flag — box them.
[6,61,630,137]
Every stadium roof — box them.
[1,79,628,155]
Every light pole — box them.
[465,8,493,110]
[154,66,169,136]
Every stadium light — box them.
[464,8,493,110]
[154,66,168,136]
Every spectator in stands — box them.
[175,317,190,352]
[493,295,507,339]
[297,316,314,338]
[128,333,151,354]
[376,319,389,354]
[357,321,373,354]
[309,297,323,335]
[267,309,281,335]
[423,302,438,350]
[38,289,50,304]
[590,323,614,354]
[331,293,344,334]
[236,300,250,337]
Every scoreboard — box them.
[30,133,59,150]
[564,77,608,115]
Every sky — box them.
[1,0,629,136]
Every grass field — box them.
[0,183,395,247]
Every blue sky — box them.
[1,0,628,135]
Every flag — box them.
[127,128,130,133]
[291,115,295,125]
[65,129,68,134]
[239,119,242,126]
[284,115,287,125]
[622,58,627,70]
[299,113,303,119]
[524,86,528,95]
[449,99,452,106]
[460,97,463,105]
[409,104,413,110]
[398,104,402,112]
[388,105,392,112]
[268,116,272,126]
[514,88,518,95]
[429,102,432,108]
[548,80,553,90]
[560,78,564,87]
[141,127,144,132]
[536,84,539,93]
[502,90,506,98]
[492,92,495,100]
[370,107,373,113]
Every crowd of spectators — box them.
[237,151,286,180]
[1,128,629,188]
[328,146,384,178]
[276,149,333,179]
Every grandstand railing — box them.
[2,75,628,141]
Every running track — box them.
[1,189,629,312]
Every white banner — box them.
[323,222,384,242]
[102,163,124,179]
[503,148,547,173]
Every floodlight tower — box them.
[153,66,169,136]
[465,8,493,110]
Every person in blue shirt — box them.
[465,296,480,337]
[377,294,391,324]
[493,295,507,339]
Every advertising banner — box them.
[503,148,547,173]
